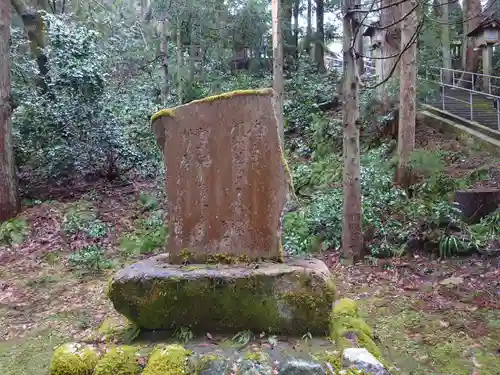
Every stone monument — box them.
[107,89,336,335]
[151,88,286,264]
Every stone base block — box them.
[107,255,336,336]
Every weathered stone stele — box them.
[151,89,287,263]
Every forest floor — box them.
[0,122,499,375]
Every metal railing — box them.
[422,66,500,132]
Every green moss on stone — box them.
[94,346,141,375]
[50,343,100,375]
[142,344,191,375]
[190,88,273,105]
[332,298,358,317]
[243,350,269,363]
[108,265,335,335]
[330,298,381,360]
[172,250,268,265]
[189,353,224,373]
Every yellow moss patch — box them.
[50,343,100,375]
[94,346,141,375]
[243,350,269,363]
[174,250,259,264]
[332,298,359,318]
[150,88,274,123]
[330,298,381,360]
[141,344,191,375]
[150,108,176,123]
[190,88,274,105]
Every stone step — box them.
[426,99,500,131]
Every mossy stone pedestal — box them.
[107,254,336,335]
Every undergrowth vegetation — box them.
[119,209,167,257]
[0,217,29,246]
[281,84,499,260]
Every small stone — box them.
[343,348,390,375]
[200,359,273,375]
[239,359,273,375]
[439,276,464,287]
[199,360,230,375]
[278,358,326,374]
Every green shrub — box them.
[138,192,158,211]
[283,144,469,257]
[119,210,167,256]
[62,203,107,239]
[0,217,29,246]
[68,245,113,271]
[11,13,162,182]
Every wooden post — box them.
[482,44,493,93]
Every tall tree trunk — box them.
[458,0,482,87]
[354,8,363,74]
[176,20,184,105]
[159,20,169,105]
[140,0,152,21]
[293,0,299,59]
[314,0,325,72]
[396,0,418,187]
[306,0,312,55]
[341,0,362,262]
[188,15,196,86]
[272,0,285,147]
[11,0,50,94]
[440,0,452,83]
[215,0,225,73]
[0,0,20,222]
[140,0,153,50]
[282,0,294,64]
[379,0,401,103]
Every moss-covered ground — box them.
[329,255,500,375]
